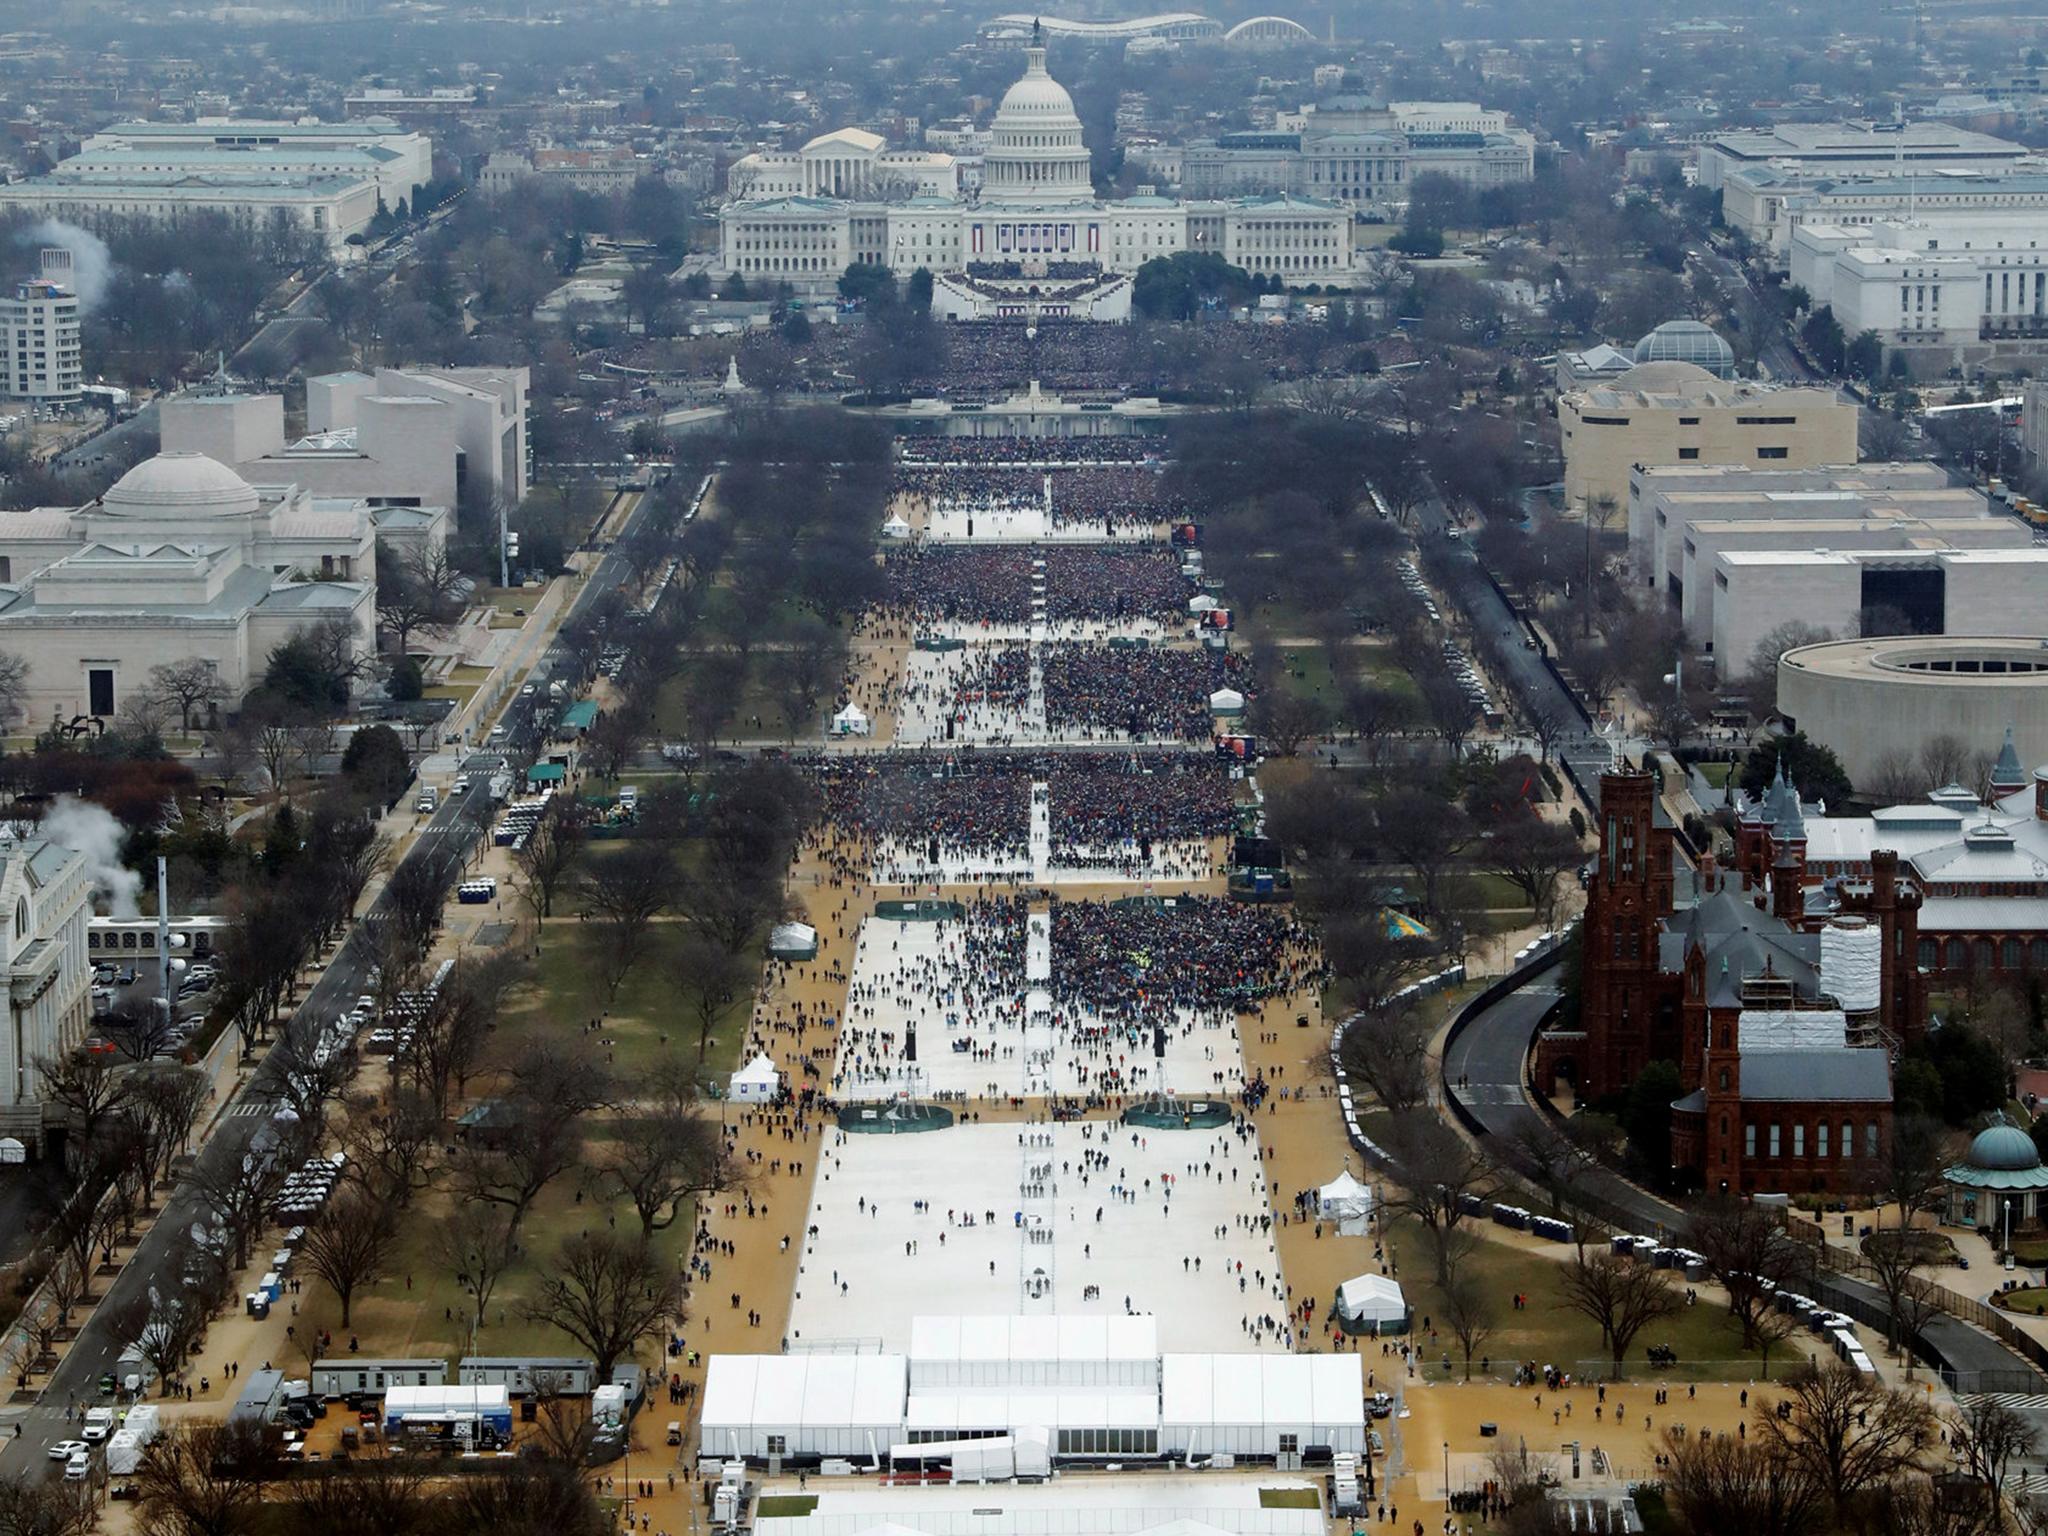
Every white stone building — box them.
[1697,122,2031,196]
[0,173,380,253]
[720,36,1354,298]
[0,838,93,1146]
[1789,211,2048,345]
[161,364,528,520]
[1721,169,2048,263]
[0,453,417,724]
[75,118,431,205]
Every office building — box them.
[1557,361,1857,512]
[0,250,80,404]
[161,365,528,519]
[0,838,93,1151]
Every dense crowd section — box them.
[897,438,1163,466]
[881,546,1190,626]
[882,546,1039,625]
[1048,895,1315,1027]
[1045,754,1234,850]
[809,755,1034,862]
[1040,644,1250,740]
[806,752,1235,862]
[1046,468,1191,528]
[891,464,1188,529]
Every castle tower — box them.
[1581,770,1676,1097]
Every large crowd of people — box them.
[1040,644,1250,740]
[889,464,1189,532]
[898,437,1163,466]
[1048,895,1314,1030]
[878,546,1190,627]
[805,751,1235,866]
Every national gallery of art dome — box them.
[719,25,1355,318]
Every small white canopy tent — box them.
[1316,1171,1373,1234]
[1209,688,1246,717]
[0,1138,24,1165]
[1336,1274,1408,1331]
[730,1054,782,1103]
[768,921,819,961]
[831,703,872,737]
[882,514,913,539]
[1189,594,1219,614]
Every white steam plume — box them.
[41,796,141,918]
[20,220,112,311]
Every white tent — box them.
[0,1138,25,1165]
[730,1054,782,1103]
[1336,1274,1408,1331]
[699,1353,908,1460]
[1209,688,1246,717]
[768,921,820,960]
[882,515,913,539]
[831,703,873,737]
[1159,1353,1366,1457]
[1189,595,1219,614]
[1316,1171,1373,1233]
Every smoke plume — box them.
[41,796,142,918]
[19,220,112,311]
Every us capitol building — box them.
[718,26,1355,319]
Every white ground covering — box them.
[918,503,1161,545]
[838,916,1242,1100]
[789,1120,1287,1355]
[754,1476,1326,1536]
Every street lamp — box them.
[1442,1439,1450,1505]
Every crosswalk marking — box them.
[1960,1393,2048,1411]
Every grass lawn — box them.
[1997,1287,2048,1316]
[655,657,800,743]
[424,682,481,705]
[314,1156,695,1366]
[1378,1213,1818,1382]
[758,1497,820,1518]
[1696,762,1734,788]
[1258,1490,1321,1509]
[505,921,756,1085]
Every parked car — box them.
[47,1441,88,1462]
[63,1450,90,1481]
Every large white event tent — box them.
[729,1054,783,1104]
[1335,1275,1408,1332]
[700,1354,908,1461]
[831,703,873,737]
[1159,1354,1366,1457]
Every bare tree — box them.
[1689,1196,1810,1364]
[602,1070,733,1235]
[297,1189,397,1327]
[0,1469,97,1536]
[439,1201,518,1345]
[337,1087,442,1208]
[579,841,679,999]
[144,660,229,734]
[132,1419,277,1536]
[1755,1363,1936,1517]
[35,1052,132,1173]
[1440,1267,1497,1380]
[1382,1117,1491,1286]
[1948,1394,2040,1529]
[1658,1425,1824,1536]
[522,1231,684,1380]
[512,798,586,920]
[1332,1006,1433,1115]
[1558,1252,1682,1379]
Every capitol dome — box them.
[1967,1120,2042,1173]
[101,452,260,518]
[981,26,1096,209]
[1633,319,1735,379]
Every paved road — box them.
[1448,970,2046,1391]
[0,473,668,1480]
[1409,495,1618,809]
[1691,245,1821,386]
